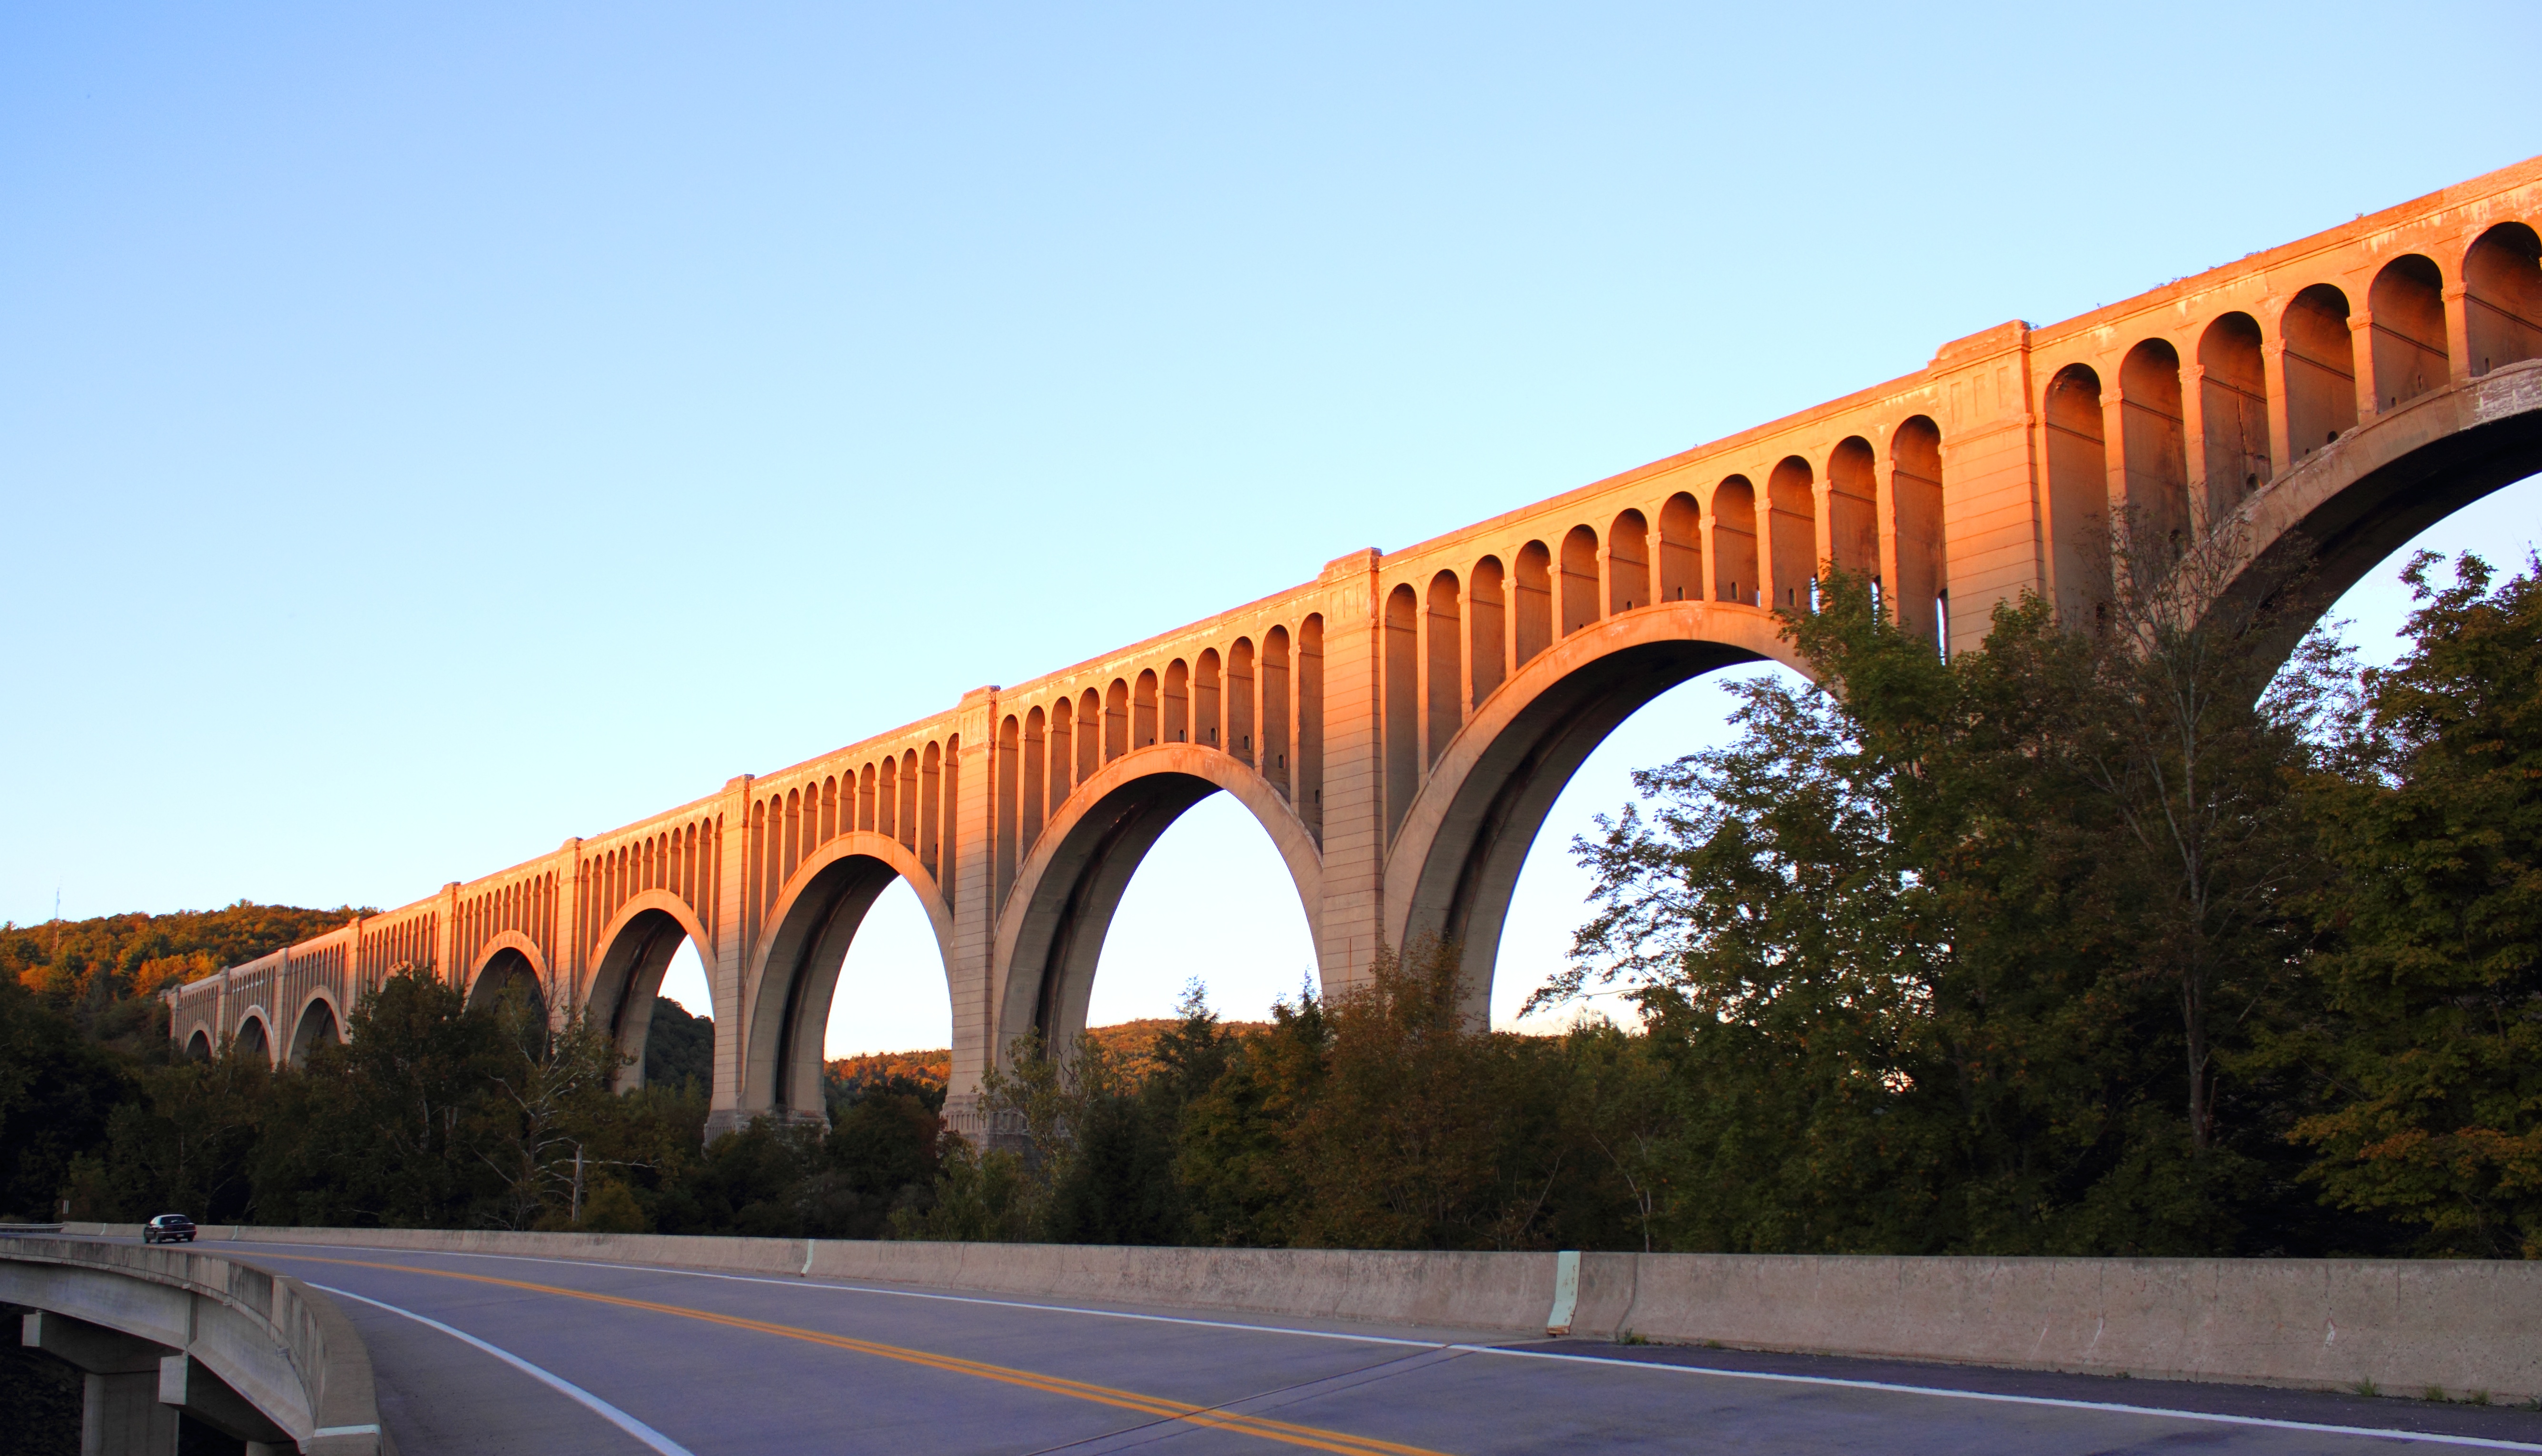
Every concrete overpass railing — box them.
[60,1223,2542,1405]
[1,1235,392,1455]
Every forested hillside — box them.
[1,901,364,1060]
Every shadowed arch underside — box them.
[466,943,546,1019]
[586,894,711,1092]
[1387,600,1801,1024]
[738,833,958,1126]
[2225,359,2542,660]
[287,993,341,1068]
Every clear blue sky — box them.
[7,4,2539,1053]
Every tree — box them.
[0,975,130,1218]
[104,1047,274,1223]
[2292,552,2542,1257]
[1555,559,2338,1256]
[1176,987,1329,1248]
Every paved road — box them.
[177,1239,2542,1454]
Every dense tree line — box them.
[1,969,946,1238]
[4,546,2535,1257]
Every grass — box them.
[1612,1330,1650,1347]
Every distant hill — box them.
[828,1047,951,1093]
[1083,1017,1272,1078]
[3,901,370,1000]
[819,1017,1276,1100]
[2,901,370,1057]
[642,998,714,1094]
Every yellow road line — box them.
[275,1252,1453,1456]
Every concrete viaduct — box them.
[171,157,2542,1139]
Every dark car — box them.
[142,1214,196,1245]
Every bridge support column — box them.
[943,687,1001,1137]
[556,837,585,1015]
[21,1311,179,1456]
[1310,550,1387,994]
[703,775,756,1142]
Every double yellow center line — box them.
[280,1253,1453,1456]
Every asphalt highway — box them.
[174,1239,2542,1454]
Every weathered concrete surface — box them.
[0,1237,390,1454]
[1569,1251,2542,1404]
[58,1223,2542,1404]
[164,158,2542,1149]
[192,1236,2542,1454]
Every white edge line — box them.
[308,1281,697,1456]
[268,1243,2542,1453]
[1454,1346,2542,1454]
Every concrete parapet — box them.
[79,1223,2542,1403]
[0,1237,391,1455]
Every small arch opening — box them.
[1767,456,1816,610]
[1826,439,1877,579]
[1657,493,1701,604]
[1887,416,1945,647]
[1385,582,1421,838]
[1607,510,1650,613]
[1514,541,1553,662]
[2199,311,2272,520]
[1425,571,1461,766]
[1133,669,1160,749]
[2368,254,2450,409]
[2465,221,2542,377]
[1560,525,1601,635]
[1712,477,1758,604]
[2045,363,2112,622]
[1469,556,1507,703]
[2282,283,2359,457]
[2119,338,2191,566]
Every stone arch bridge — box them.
[171,157,2542,1138]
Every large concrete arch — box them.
[464,934,549,1017]
[284,989,344,1068]
[2218,358,2542,662]
[990,743,1323,1073]
[1383,599,1805,1023]
[234,1009,272,1067]
[730,830,957,1132]
[585,890,716,1092]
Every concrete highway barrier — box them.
[46,1221,2542,1405]
[0,1236,391,1454]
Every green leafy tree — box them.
[104,1047,274,1222]
[1176,987,1330,1247]
[1556,558,2339,1255]
[2292,552,2542,1256]
[0,975,130,1218]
